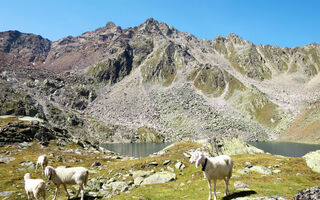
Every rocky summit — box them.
[1,18,320,144]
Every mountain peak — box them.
[144,17,159,25]
[105,21,116,29]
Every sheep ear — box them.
[195,156,201,168]
[44,167,50,177]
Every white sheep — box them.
[189,151,233,200]
[36,155,48,173]
[44,166,89,200]
[24,173,46,200]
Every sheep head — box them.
[24,173,31,181]
[195,154,206,168]
[44,166,55,180]
[189,151,200,164]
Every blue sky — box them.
[1,0,319,47]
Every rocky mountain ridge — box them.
[1,18,320,143]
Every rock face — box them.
[294,186,320,200]
[0,30,50,67]
[1,18,320,143]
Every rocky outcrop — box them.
[0,30,51,67]
[0,121,69,145]
[303,150,320,173]
[294,186,320,200]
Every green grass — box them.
[1,140,319,200]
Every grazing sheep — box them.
[44,166,89,200]
[24,173,46,200]
[36,155,48,173]
[190,151,233,200]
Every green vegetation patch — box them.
[87,47,133,85]
[280,102,320,143]
[192,64,226,97]
[227,86,285,130]
[0,140,319,200]
[141,43,178,86]
[137,126,163,143]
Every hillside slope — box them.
[1,18,320,143]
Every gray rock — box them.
[250,166,272,175]
[0,191,16,196]
[245,161,253,168]
[134,176,144,185]
[237,169,251,175]
[294,186,320,200]
[163,160,171,165]
[87,178,103,191]
[175,161,185,170]
[167,166,174,172]
[132,170,153,179]
[91,161,102,167]
[19,160,34,166]
[234,181,250,188]
[141,171,176,185]
[272,169,281,174]
[107,177,116,184]
[0,155,15,164]
[109,181,128,192]
[303,150,320,173]
[148,161,158,166]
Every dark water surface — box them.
[248,141,320,157]
[101,142,173,157]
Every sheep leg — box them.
[76,184,85,200]
[63,184,70,199]
[224,177,229,196]
[207,179,212,200]
[33,191,39,200]
[26,191,31,200]
[213,179,217,200]
[75,185,81,198]
[42,189,46,200]
[52,185,59,200]
[81,185,85,200]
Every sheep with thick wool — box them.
[24,173,46,200]
[36,155,48,174]
[189,151,233,200]
[44,166,89,200]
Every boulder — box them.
[220,138,264,155]
[0,191,16,197]
[249,166,272,175]
[303,150,320,173]
[134,176,144,185]
[163,160,171,165]
[109,181,128,192]
[245,161,253,168]
[294,186,320,200]
[141,171,176,185]
[148,161,158,166]
[0,155,15,164]
[237,169,251,175]
[132,170,153,179]
[175,161,186,170]
[234,181,250,188]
